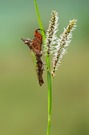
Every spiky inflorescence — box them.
[45,10,59,55]
[52,19,77,76]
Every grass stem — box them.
[34,1,52,135]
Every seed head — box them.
[45,10,59,55]
[52,19,77,76]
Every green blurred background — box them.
[0,0,89,135]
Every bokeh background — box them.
[0,0,89,135]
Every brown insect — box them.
[21,29,44,86]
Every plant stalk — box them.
[34,1,52,135]
[46,55,52,135]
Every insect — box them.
[21,29,44,86]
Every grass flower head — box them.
[51,19,77,76]
[45,10,59,55]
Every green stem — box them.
[46,55,52,135]
[34,1,52,135]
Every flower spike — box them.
[52,19,77,76]
[45,10,59,55]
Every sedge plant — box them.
[22,0,77,135]
[34,1,76,135]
